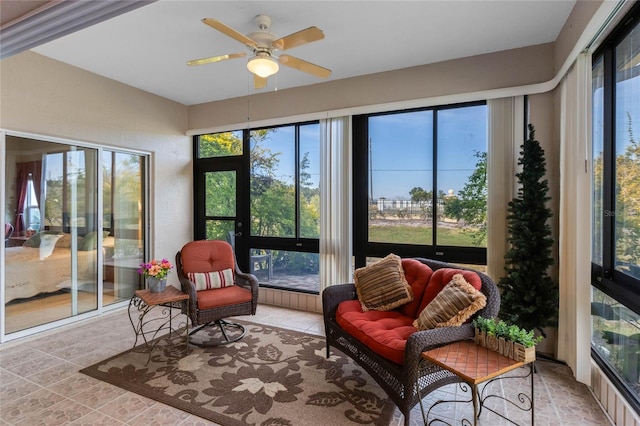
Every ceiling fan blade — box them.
[278,54,331,78]
[272,26,324,51]
[254,75,267,89]
[202,18,257,49]
[187,52,246,66]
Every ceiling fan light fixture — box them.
[247,55,279,78]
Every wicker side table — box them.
[419,340,535,426]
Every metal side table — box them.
[128,286,190,362]
[418,340,534,425]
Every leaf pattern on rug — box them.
[257,343,283,362]
[260,419,294,426]
[205,364,304,415]
[297,339,347,370]
[82,320,393,425]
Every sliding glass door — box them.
[102,150,145,303]
[3,136,147,336]
[4,137,99,333]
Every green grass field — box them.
[369,224,484,247]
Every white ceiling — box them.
[29,0,577,106]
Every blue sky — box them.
[256,105,487,200]
[592,71,640,157]
[369,105,487,200]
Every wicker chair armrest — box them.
[178,276,197,299]
[402,323,475,385]
[235,266,259,314]
[322,283,358,320]
[405,324,474,358]
[175,251,198,320]
[235,267,259,292]
[175,252,197,299]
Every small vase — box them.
[148,277,167,293]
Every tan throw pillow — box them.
[354,254,414,312]
[187,269,234,291]
[413,273,486,330]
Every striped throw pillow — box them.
[187,269,234,291]
[354,253,414,311]
[413,273,486,330]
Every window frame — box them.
[591,1,640,317]
[590,1,640,412]
[193,121,320,293]
[352,101,488,267]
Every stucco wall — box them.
[187,43,555,131]
[1,52,192,286]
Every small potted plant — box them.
[510,327,542,363]
[494,320,513,357]
[138,258,173,293]
[473,316,495,347]
[473,316,542,362]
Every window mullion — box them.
[295,125,301,240]
[602,47,615,278]
[432,109,438,249]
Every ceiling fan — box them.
[187,15,332,89]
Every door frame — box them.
[193,143,250,273]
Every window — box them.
[194,122,320,293]
[23,174,40,232]
[353,102,487,266]
[591,3,640,410]
[250,125,320,240]
[102,150,146,304]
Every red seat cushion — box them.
[197,286,252,310]
[336,300,416,365]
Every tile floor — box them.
[0,304,612,425]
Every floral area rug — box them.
[80,320,395,425]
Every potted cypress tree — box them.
[498,124,558,339]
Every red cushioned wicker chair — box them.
[176,240,259,346]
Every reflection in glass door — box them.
[102,151,145,304]
[4,138,98,333]
[3,138,148,336]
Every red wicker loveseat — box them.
[322,257,500,425]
